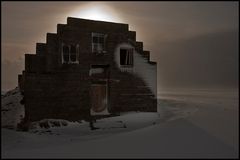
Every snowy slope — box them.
[1,87,24,129]
[1,88,238,158]
[158,88,239,151]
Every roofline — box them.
[67,17,128,26]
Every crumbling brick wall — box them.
[19,17,157,122]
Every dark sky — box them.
[1,2,239,91]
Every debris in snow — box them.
[30,119,71,129]
[2,89,238,158]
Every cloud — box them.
[1,59,24,92]
[152,30,239,89]
[1,2,239,91]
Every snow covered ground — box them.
[158,88,239,151]
[1,87,24,129]
[1,88,239,158]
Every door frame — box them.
[90,83,108,113]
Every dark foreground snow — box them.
[1,88,238,158]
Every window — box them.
[63,45,70,63]
[62,44,79,64]
[92,33,106,54]
[70,44,77,62]
[120,48,133,66]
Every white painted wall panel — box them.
[114,43,157,98]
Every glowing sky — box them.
[69,3,122,22]
[1,2,239,91]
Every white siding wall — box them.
[114,43,157,98]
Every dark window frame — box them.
[70,44,77,62]
[92,33,107,54]
[62,45,70,63]
[62,43,79,64]
[120,48,134,67]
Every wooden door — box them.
[90,84,107,113]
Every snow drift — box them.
[1,87,24,129]
[1,87,238,158]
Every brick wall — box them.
[21,17,157,122]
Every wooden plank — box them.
[90,84,107,113]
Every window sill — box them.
[92,51,107,55]
[62,61,79,64]
[120,65,133,68]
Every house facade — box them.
[18,17,157,122]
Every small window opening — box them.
[62,44,79,64]
[70,44,77,62]
[120,48,133,66]
[92,33,106,54]
[63,45,69,63]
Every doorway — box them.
[90,83,108,113]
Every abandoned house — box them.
[18,17,157,123]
